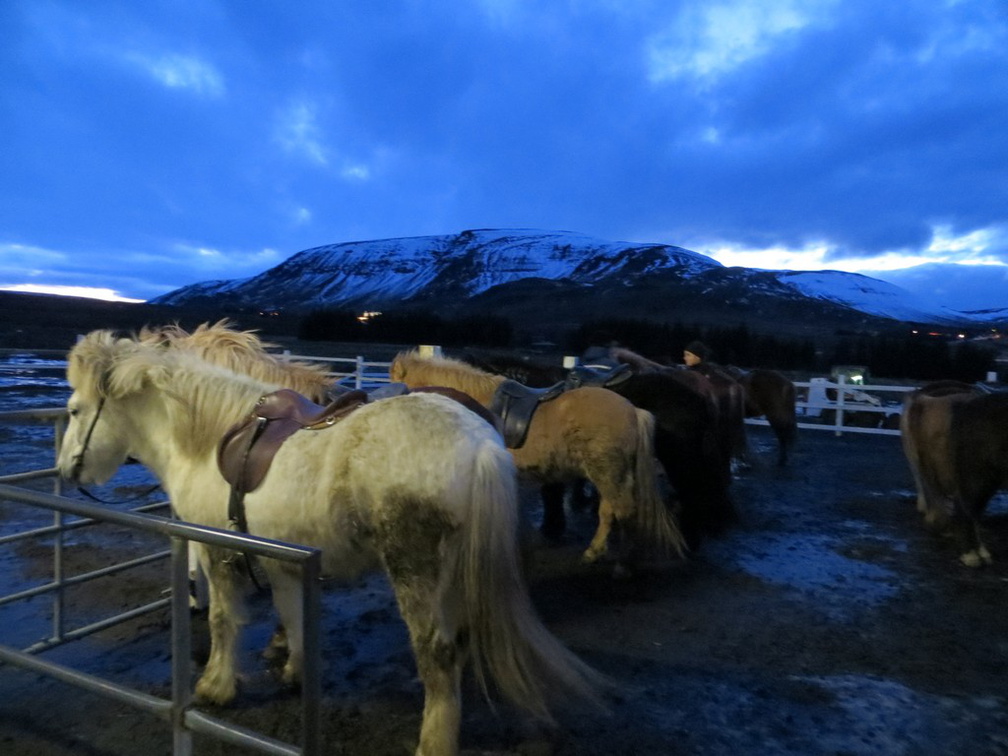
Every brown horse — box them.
[899,380,981,526]
[611,346,747,472]
[901,382,1008,566]
[724,366,798,466]
[463,350,735,548]
[390,351,686,566]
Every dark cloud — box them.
[1,0,1007,303]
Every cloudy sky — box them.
[1,0,1007,308]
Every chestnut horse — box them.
[900,381,1008,566]
[462,350,735,548]
[389,351,686,566]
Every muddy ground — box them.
[1,425,1007,755]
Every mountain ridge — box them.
[151,229,1008,339]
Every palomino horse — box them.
[724,366,798,466]
[57,331,605,756]
[462,350,734,548]
[901,382,1008,566]
[389,351,686,565]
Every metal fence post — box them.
[301,550,322,755]
[171,535,193,755]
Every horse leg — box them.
[582,493,614,563]
[582,476,635,567]
[386,554,466,754]
[194,550,246,705]
[265,565,303,686]
[956,489,995,568]
[769,420,789,467]
[540,481,567,542]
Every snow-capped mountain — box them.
[152,229,1007,331]
[154,229,712,308]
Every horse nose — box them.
[57,453,83,482]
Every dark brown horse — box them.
[901,382,1007,566]
[611,347,748,472]
[464,350,735,548]
[724,366,798,466]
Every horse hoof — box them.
[581,547,603,564]
[979,545,993,565]
[281,663,302,689]
[959,551,985,568]
[194,677,236,706]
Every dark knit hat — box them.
[684,340,711,360]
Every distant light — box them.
[357,310,382,324]
[0,284,145,303]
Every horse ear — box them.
[106,342,174,397]
[67,331,122,397]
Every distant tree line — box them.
[570,317,996,381]
[831,331,995,382]
[297,308,513,347]
[296,309,997,382]
[568,319,817,371]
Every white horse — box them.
[57,331,605,756]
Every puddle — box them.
[707,530,901,621]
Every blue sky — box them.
[1,0,1007,309]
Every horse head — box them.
[59,331,156,485]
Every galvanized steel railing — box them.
[0,407,323,755]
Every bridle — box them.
[69,396,161,504]
[70,396,105,482]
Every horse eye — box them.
[67,407,79,417]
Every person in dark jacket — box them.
[683,340,712,368]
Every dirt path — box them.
[1,426,1007,755]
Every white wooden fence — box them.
[277,350,931,437]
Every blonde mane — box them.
[391,351,504,404]
[70,330,275,459]
[139,320,335,402]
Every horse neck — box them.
[149,368,269,466]
[188,346,332,404]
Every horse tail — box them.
[631,408,688,558]
[461,439,609,721]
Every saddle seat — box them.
[218,388,368,496]
[490,379,566,449]
[565,362,632,390]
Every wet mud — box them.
[1,426,1007,755]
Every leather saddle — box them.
[217,388,367,516]
[564,362,632,390]
[488,363,632,449]
[489,379,565,449]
